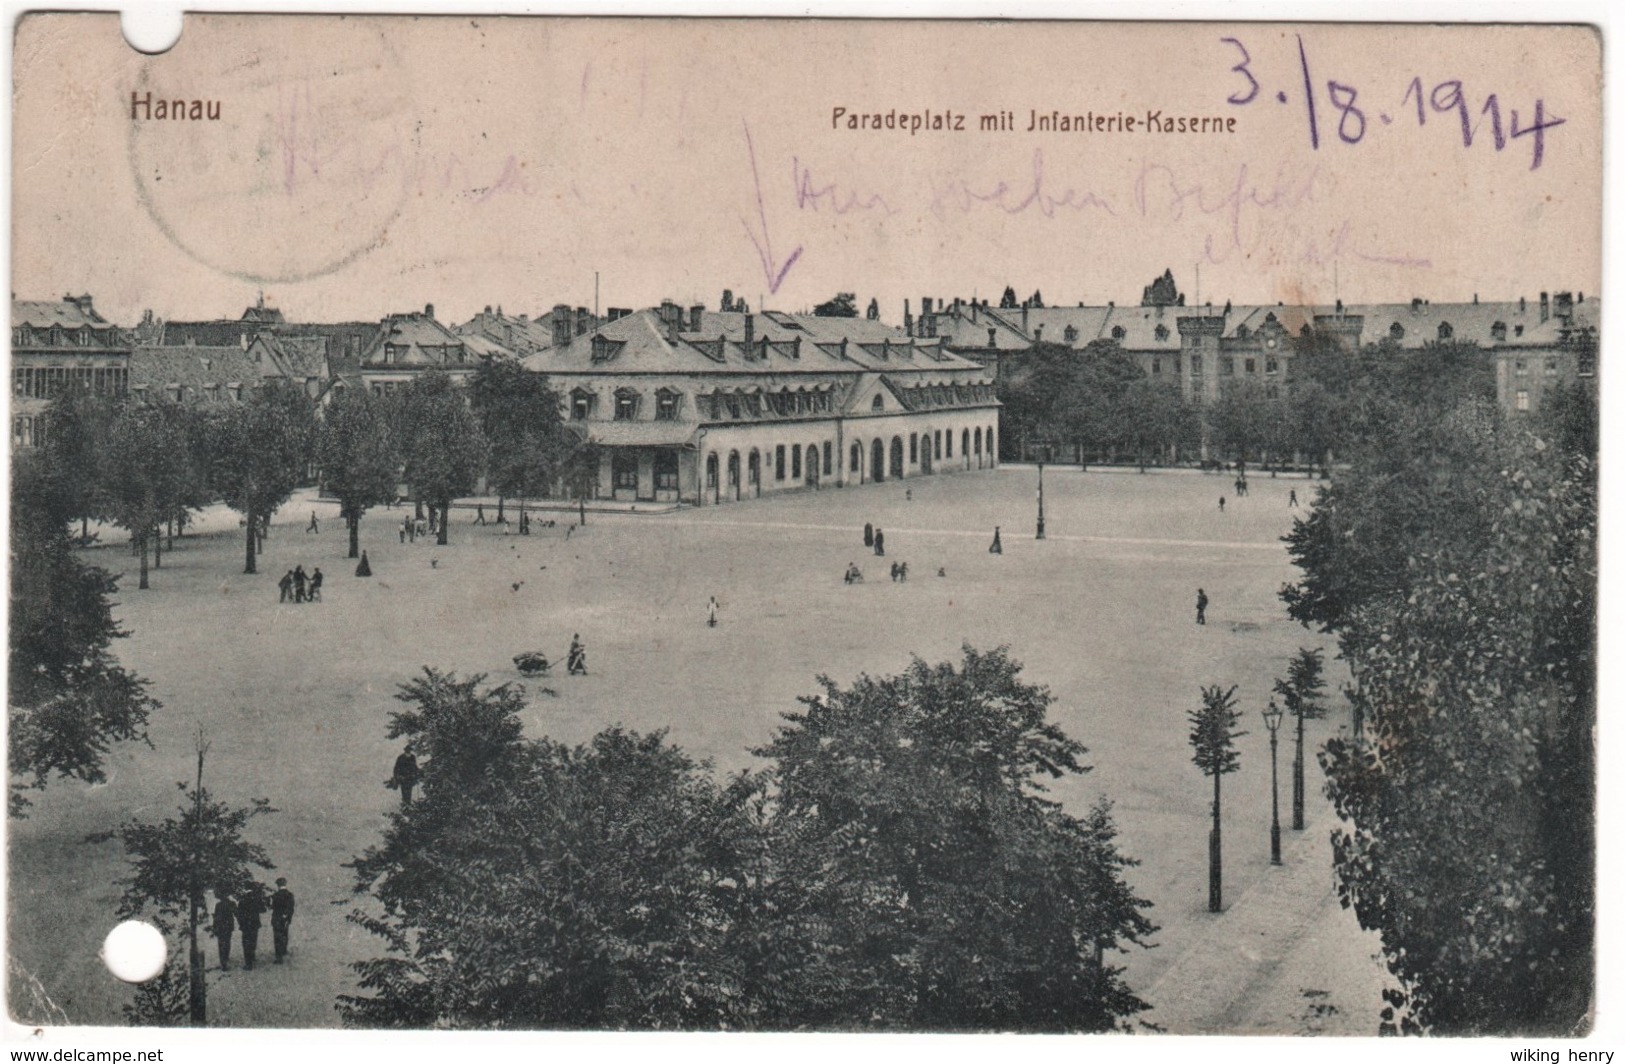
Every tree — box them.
[341,670,751,1029]
[1207,378,1277,464]
[1272,648,1326,831]
[9,453,160,817]
[1028,289,1045,308]
[37,390,117,543]
[342,652,1157,1032]
[752,646,1156,1031]
[317,388,400,558]
[1308,422,1594,1034]
[399,372,488,546]
[1121,377,1196,470]
[209,382,315,574]
[1188,684,1243,913]
[468,359,578,519]
[101,403,193,589]
[999,285,1019,309]
[86,730,277,1025]
[812,292,858,318]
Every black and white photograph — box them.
[3,8,1607,1055]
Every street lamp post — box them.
[1036,459,1046,540]
[1263,700,1284,866]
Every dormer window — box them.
[1437,322,1454,341]
[655,388,681,421]
[1491,321,1507,342]
[1063,325,1078,344]
[570,388,596,420]
[1154,324,1169,342]
[1235,325,1250,339]
[1389,322,1405,341]
[614,388,641,420]
[872,394,884,411]
[1111,325,1126,340]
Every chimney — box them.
[1540,292,1549,322]
[1519,296,1527,314]
[840,336,848,360]
[1034,325,1043,342]
[988,328,997,347]
[922,296,933,316]
[721,288,734,313]
[970,302,978,323]
[425,303,435,320]
[1021,305,1028,332]
[1411,298,1423,315]
[881,339,890,360]
[904,299,913,337]
[576,307,591,336]
[743,313,754,349]
[690,304,704,333]
[1335,298,1343,313]
[552,303,572,347]
[1473,293,1479,304]
[666,312,680,345]
[1554,291,1574,320]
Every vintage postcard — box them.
[5,10,1604,1050]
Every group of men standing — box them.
[276,565,323,604]
[211,878,295,971]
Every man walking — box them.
[270,878,295,964]
[707,595,719,628]
[1196,588,1209,626]
[212,887,237,971]
[390,746,421,807]
[1288,489,1299,508]
[568,634,588,675]
[306,510,319,534]
[278,570,294,603]
[873,528,885,557]
[237,883,266,970]
[474,503,487,526]
[989,526,1003,554]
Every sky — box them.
[11,16,1602,329]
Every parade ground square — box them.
[8,467,1388,1031]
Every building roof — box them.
[454,308,556,355]
[251,334,329,379]
[14,295,121,332]
[519,307,988,378]
[459,333,518,361]
[129,346,260,400]
[930,295,1599,353]
[361,312,468,367]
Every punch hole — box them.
[102,920,167,983]
[120,6,183,56]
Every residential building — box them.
[11,294,131,447]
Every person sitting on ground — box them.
[844,562,863,584]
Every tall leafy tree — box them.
[468,359,573,519]
[1121,377,1197,470]
[209,382,315,574]
[1272,648,1326,831]
[9,453,160,816]
[1188,684,1243,913]
[752,646,1156,1031]
[399,372,488,546]
[101,403,192,589]
[1304,417,1594,1034]
[1207,378,1277,464]
[37,390,118,543]
[317,388,401,558]
[341,671,750,1029]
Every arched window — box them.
[871,393,884,411]
[974,426,982,454]
[1154,324,1169,342]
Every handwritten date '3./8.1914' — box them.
[1220,33,1566,170]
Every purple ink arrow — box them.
[741,121,802,295]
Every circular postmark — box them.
[126,18,416,286]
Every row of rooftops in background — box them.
[17,272,1600,392]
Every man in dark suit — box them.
[237,884,267,970]
[211,887,237,971]
[270,878,295,964]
